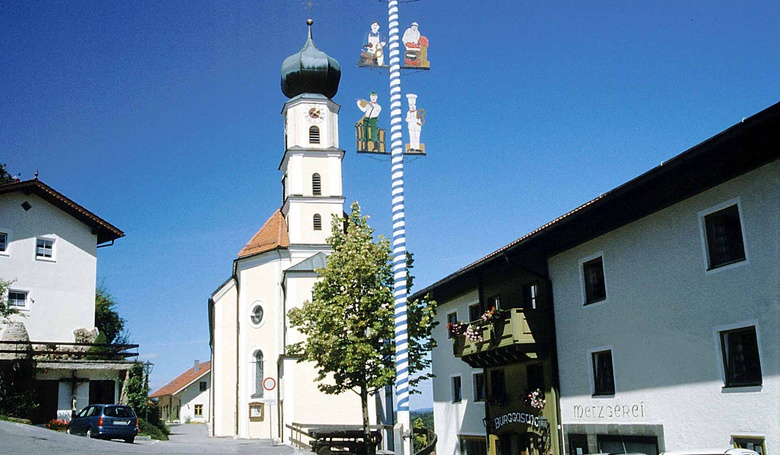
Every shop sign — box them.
[572,402,645,419]
[494,412,547,431]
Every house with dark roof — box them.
[415,101,779,455]
[0,178,137,424]
[151,360,211,423]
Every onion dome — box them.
[281,19,341,99]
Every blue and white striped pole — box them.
[386,2,412,455]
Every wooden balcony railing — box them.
[453,308,552,363]
[0,340,139,362]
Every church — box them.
[208,21,381,440]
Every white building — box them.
[416,101,779,455]
[151,360,211,424]
[0,178,131,423]
[208,22,381,441]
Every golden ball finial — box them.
[307,19,313,26]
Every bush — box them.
[138,418,168,440]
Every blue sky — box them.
[2,1,778,409]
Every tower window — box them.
[313,214,322,231]
[309,126,320,144]
[312,173,321,195]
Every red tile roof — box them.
[0,179,124,244]
[237,210,289,258]
[150,361,211,398]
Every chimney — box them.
[194,360,200,373]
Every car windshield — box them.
[104,406,135,417]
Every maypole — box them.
[385,1,411,454]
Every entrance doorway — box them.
[498,432,545,455]
[89,380,115,404]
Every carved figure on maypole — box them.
[405,94,425,154]
[402,22,430,69]
[359,21,387,67]
[356,92,385,153]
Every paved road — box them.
[0,420,303,455]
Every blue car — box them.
[67,404,139,443]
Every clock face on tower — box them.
[306,106,324,124]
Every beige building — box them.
[208,23,379,441]
[151,360,211,424]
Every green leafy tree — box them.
[287,202,437,455]
[95,285,128,344]
[0,164,16,185]
[0,279,20,321]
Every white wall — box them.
[179,373,210,423]
[0,192,98,342]
[432,289,488,455]
[550,161,779,452]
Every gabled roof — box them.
[150,361,211,399]
[0,179,124,244]
[413,100,780,302]
[237,210,290,259]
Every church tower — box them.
[280,20,345,250]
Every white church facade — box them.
[208,22,379,441]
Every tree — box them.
[0,163,17,185]
[0,279,20,321]
[287,202,437,455]
[95,285,128,344]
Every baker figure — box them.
[405,93,423,151]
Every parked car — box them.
[66,404,139,443]
[660,450,759,455]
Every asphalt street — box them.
[0,420,302,455]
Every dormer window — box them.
[312,173,321,195]
[313,214,322,231]
[309,126,320,144]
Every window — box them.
[8,290,27,308]
[309,126,320,144]
[250,303,264,326]
[36,238,54,259]
[468,303,482,322]
[592,350,615,396]
[0,232,7,253]
[733,436,765,455]
[460,437,488,455]
[313,214,322,231]
[489,369,506,404]
[473,372,486,402]
[312,173,322,195]
[526,363,544,392]
[194,404,203,417]
[720,326,762,387]
[523,282,539,309]
[582,256,606,304]
[447,312,458,339]
[252,350,264,398]
[486,295,501,311]
[703,204,746,270]
[199,381,208,392]
[451,376,462,402]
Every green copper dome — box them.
[281,20,341,99]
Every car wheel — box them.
[124,437,134,444]
[86,428,92,439]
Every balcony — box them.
[0,340,139,369]
[453,308,552,368]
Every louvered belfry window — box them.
[309,126,320,144]
[313,214,322,231]
[312,173,321,195]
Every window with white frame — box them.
[446,312,458,339]
[250,303,264,327]
[582,255,606,305]
[194,404,203,417]
[8,290,28,308]
[252,350,264,398]
[0,232,8,253]
[720,326,762,388]
[591,349,615,396]
[451,375,462,403]
[701,202,747,270]
[36,238,54,259]
[468,303,482,322]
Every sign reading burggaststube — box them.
[572,402,646,419]
[494,412,548,431]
